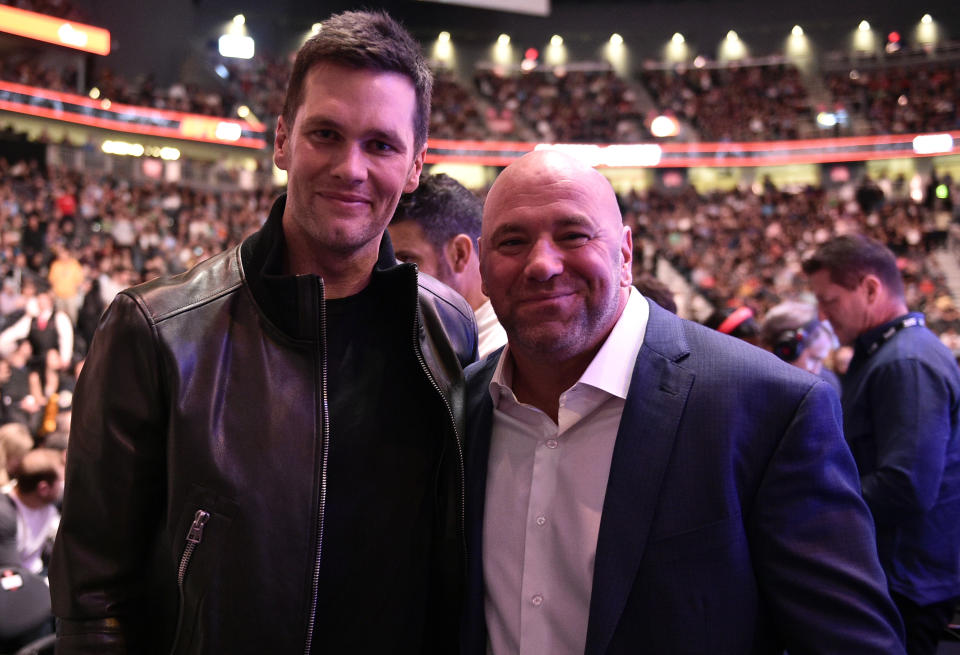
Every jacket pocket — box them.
[169,490,235,655]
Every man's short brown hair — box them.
[802,234,904,298]
[281,10,433,153]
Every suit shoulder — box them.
[674,315,824,395]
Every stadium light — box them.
[493,33,513,65]
[233,14,245,27]
[665,32,688,63]
[604,33,627,74]
[433,31,454,66]
[916,14,938,46]
[719,30,747,61]
[650,115,679,138]
[219,33,254,58]
[546,34,566,66]
[853,20,875,53]
[787,24,811,61]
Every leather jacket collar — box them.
[239,194,412,341]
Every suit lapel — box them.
[584,303,695,655]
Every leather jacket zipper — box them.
[411,270,467,560]
[171,509,209,654]
[304,278,330,655]
[177,510,210,586]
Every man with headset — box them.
[760,300,840,392]
[804,234,960,655]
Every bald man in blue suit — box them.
[462,150,905,655]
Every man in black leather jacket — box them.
[49,11,477,654]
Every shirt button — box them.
[531,594,543,606]
[535,515,546,526]
[545,439,558,449]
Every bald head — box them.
[479,149,632,373]
[482,150,623,242]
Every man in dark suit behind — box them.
[462,149,905,654]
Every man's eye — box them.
[311,129,337,141]
[561,233,589,243]
[370,141,396,153]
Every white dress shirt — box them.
[475,299,508,359]
[483,288,649,655]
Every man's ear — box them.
[445,234,474,275]
[620,225,634,287]
[862,274,881,303]
[478,237,488,296]
[274,115,290,171]
[404,144,427,193]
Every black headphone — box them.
[773,319,822,363]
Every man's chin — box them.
[508,323,580,357]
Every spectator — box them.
[390,173,507,357]
[4,447,63,575]
[804,234,960,655]
[760,300,840,392]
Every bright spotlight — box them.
[610,33,623,46]
[311,23,322,34]
[672,32,685,45]
[89,87,100,99]
[650,115,679,138]
[859,20,871,32]
[439,31,451,42]
[237,105,250,118]
[550,34,563,46]
[497,33,510,46]
[233,14,245,26]
[726,30,739,41]
[921,14,932,24]
[792,25,804,37]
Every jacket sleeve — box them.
[49,292,168,654]
[862,357,953,524]
[749,380,906,654]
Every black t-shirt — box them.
[312,276,444,653]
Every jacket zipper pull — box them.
[187,510,210,543]
[178,510,210,587]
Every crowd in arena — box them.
[640,63,814,141]
[825,61,960,135]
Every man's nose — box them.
[330,143,368,184]
[524,238,563,281]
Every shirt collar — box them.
[854,312,925,359]
[489,287,649,404]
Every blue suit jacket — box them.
[463,301,905,655]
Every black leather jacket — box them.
[50,196,477,654]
